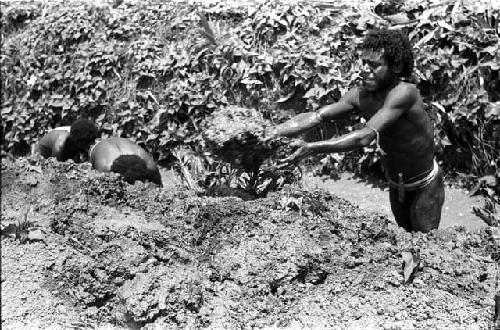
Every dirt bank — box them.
[1,156,499,329]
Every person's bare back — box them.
[90,137,163,186]
[35,129,70,160]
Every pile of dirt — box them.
[1,156,500,329]
[202,106,290,172]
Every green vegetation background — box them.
[1,0,499,197]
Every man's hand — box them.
[263,126,278,140]
[276,139,311,169]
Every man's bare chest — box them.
[357,95,384,119]
[357,95,415,143]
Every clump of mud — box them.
[202,106,290,172]
[2,157,500,329]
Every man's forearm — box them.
[275,112,322,137]
[307,130,374,154]
[275,102,352,137]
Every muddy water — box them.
[302,172,487,231]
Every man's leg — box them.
[389,189,412,232]
[409,168,445,233]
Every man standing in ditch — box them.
[273,29,445,233]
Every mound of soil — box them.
[202,106,290,172]
[1,156,500,329]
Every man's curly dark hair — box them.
[69,118,98,141]
[360,29,414,78]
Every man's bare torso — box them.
[355,82,435,182]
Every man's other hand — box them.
[263,126,278,140]
[276,139,311,169]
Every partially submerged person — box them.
[90,137,163,187]
[34,119,98,162]
[272,29,445,233]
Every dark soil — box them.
[202,106,291,173]
[1,156,500,329]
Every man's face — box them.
[359,49,398,92]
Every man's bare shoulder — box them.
[390,82,419,98]
[384,82,420,108]
[38,129,68,144]
[53,132,69,154]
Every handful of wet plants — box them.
[203,106,291,173]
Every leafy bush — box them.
[1,0,498,197]
[0,1,42,36]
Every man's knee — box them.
[411,216,439,233]
[410,192,444,232]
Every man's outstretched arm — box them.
[273,88,359,138]
[278,84,415,166]
[307,83,413,153]
[308,127,376,154]
[277,127,376,167]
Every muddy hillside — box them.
[1,156,500,329]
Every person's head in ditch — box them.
[110,154,161,186]
[90,137,163,187]
[34,118,98,162]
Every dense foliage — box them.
[1,0,499,198]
